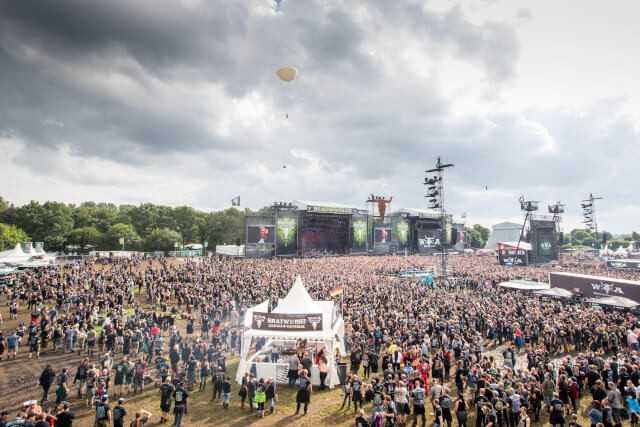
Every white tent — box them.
[243,299,270,328]
[498,279,550,291]
[237,276,345,388]
[534,288,574,298]
[0,244,29,264]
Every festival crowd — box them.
[0,254,640,427]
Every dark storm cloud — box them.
[0,0,245,75]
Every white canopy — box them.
[586,296,639,309]
[498,279,550,291]
[237,276,345,387]
[0,244,29,264]
[534,288,574,298]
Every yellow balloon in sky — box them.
[276,67,297,82]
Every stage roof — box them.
[392,208,443,218]
[294,200,366,213]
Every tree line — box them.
[0,196,246,252]
[1,196,637,253]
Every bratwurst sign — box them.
[252,312,323,331]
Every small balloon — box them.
[276,67,297,82]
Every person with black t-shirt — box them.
[172,384,188,427]
[55,403,75,427]
[159,378,174,424]
[222,377,232,409]
[352,375,363,412]
[112,398,127,427]
[113,359,127,398]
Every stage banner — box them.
[247,226,275,244]
[392,217,410,249]
[351,215,368,252]
[252,312,323,331]
[276,211,298,255]
[550,272,640,303]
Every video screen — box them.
[247,226,275,244]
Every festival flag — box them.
[330,285,344,297]
[231,196,241,206]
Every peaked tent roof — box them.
[0,244,27,261]
[273,276,318,314]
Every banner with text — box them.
[251,312,324,331]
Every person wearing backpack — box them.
[172,383,188,427]
[95,396,111,427]
[549,393,566,427]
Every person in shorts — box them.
[411,379,426,427]
[159,377,174,423]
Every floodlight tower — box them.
[513,196,539,265]
[425,157,454,285]
[581,193,603,247]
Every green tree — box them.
[73,202,119,233]
[143,228,182,252]
[12,201,74,251]
[472,224,490,247]
[570,229,594,246]
[0,223,29,251]
[464,227,484,249]
[608,240,629,251]
[0,196,8,214]
[172,206,205,243]
[67,226,103,249]
[104,223,141,250]
[202,208,244,246]
[632,231,640,241]
[127,204,161,238]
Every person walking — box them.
[158,378,174,424]
[411,379,427,427]
[95,396,111,427]
[39,365,56,404]
[222,376,232,409]
[172,383,188,427]
[294,369,312,416]
[112,398,127,427]
[265,378,276,414]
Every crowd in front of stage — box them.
[1,254,640,427]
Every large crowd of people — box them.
[1,254,640,427]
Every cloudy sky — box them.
[1,0,638,232]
